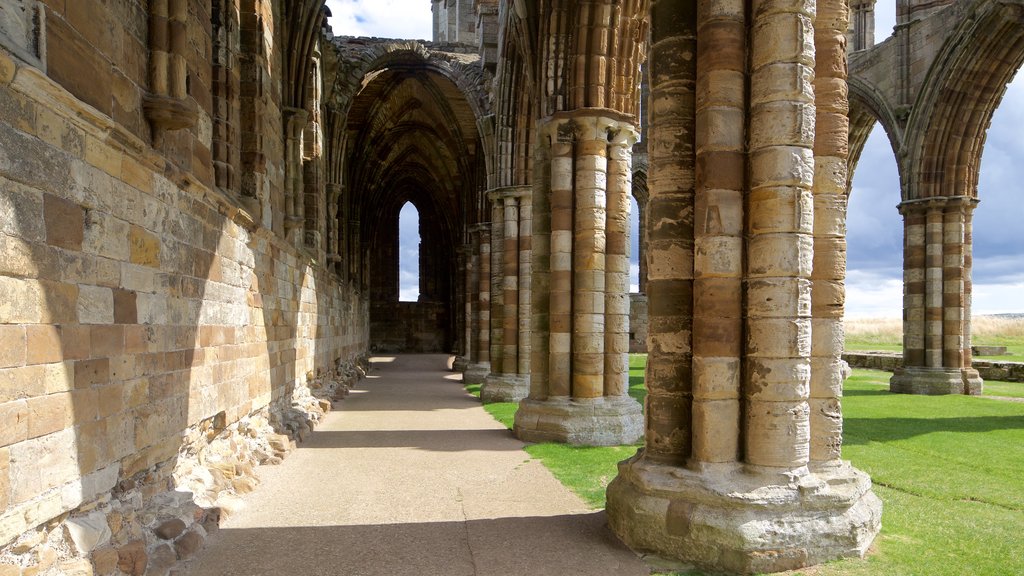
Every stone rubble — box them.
[0,359,365,576]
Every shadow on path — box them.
[187,354,648,576]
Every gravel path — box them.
[187,354,649,576]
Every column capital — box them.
[538,109,639,145]
[486,185,532,202]
[469,222,492,234]
[898,195,979,215]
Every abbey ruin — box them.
[0,0,1019,574]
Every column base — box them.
[890,366,980,395]
[462,362,490,386]
[452,356,469,372]
[514,396,643,446]
[961,367,984,395]
[481,373,530,403]
[606,457,882,575]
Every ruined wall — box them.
[0,1,369,574]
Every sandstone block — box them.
[153,518,187,540]
[0,48,15,84]
[116,541,147,576]
[25,325,61,365]
[27,392,73,439]
[64,511,112,555]
[0,326,25,368]
[44,194,85,251]
[129,226,160,268]
[148,544,177,575]
[0,365,46,403]
[92,548,119,575]
[0,446,9,510]
[0,276,43,324]
[78,285,114,325]
[173,530,203,561]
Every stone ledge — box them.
[606,457,882,575]
[481,373,529,403]
[462,363,490,386]
[514,396,643,446]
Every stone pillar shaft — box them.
[891,196,982,394]
[604,131,632,398]
[515,113,642,447]
[607,3,881,572]
[942,203,965,369]
[478,224,492,365]
[490,202,505,374]
[810,0,851,466]
[691,0,745,466]
[482,186,532,403]
[572,121,610,400]
[643,0,697,465]
[743,0,816,472]
[503,197,520,371]
[518,196,533,376]
[925,204,944,368]
[549,135,574,398]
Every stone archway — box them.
[335,47,489,353]
[847,0,1024,394]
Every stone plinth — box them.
[607,459,882,575]
[481,373,530,403]
[890,367,981,395]
[452,356,469,372]
[514,397,642,446]
[463,363,490,386]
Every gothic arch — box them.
[905,0,1024,201]
[847,75,905,194]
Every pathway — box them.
[188,354,650,576]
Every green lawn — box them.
[845,334,1024,362]
[468,362,1024,575]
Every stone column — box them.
[488,200,505,375]
[961,202,983,392]
[453,243,472,372]
[811,0,850,467]
[514,113,643,446]
[606,0,881,572]
[483,186,532,402]
[283,107,308,243]
[326,184,342,274]
[463,223,492,385]
[891,196,983,394]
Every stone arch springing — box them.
[905,0,1024,201]
[848,76,906,193]
[889,0,1024,394]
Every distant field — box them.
[846,315,1024,361]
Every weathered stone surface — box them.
[172,530,203,561]
[64,511,112,554]
[153,518,186,540]
[117,540,148,576]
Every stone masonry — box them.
[6,0,991,574]
[846,0,1024,394]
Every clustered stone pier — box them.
[15,0,1024,573]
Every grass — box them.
[467,361,1024,575]
[845,315,1024,361]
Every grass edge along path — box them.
[466,363,1024,576]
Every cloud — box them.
[325,0,433,40]
[848,52,1024,317]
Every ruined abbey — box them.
[0,0,1019,574]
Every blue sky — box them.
[327,0,1023,318]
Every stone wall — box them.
[370,302,451,353]
[842,353,1024,384]
[0,3,370,574]
[628,294,647,353]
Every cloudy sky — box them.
[327,0,1023,317]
